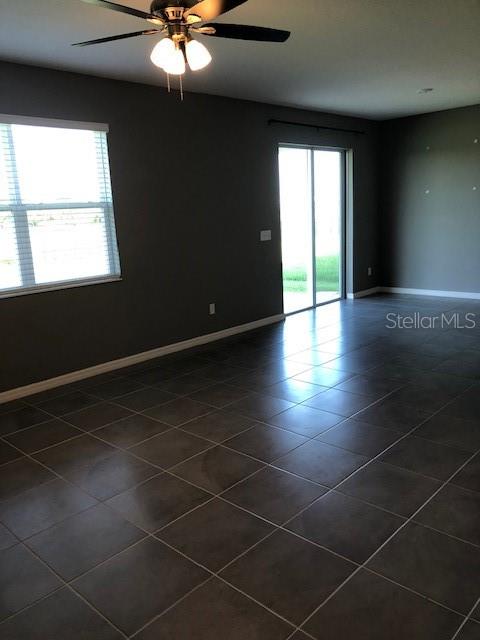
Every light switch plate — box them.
[260,230,272,242]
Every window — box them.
[0,115,121,297]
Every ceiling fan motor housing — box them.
[150,0,199,18]
[163,7,185,21]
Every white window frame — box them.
[0,114,122,299]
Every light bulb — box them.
[163,47,186,75]
[186,39,212,71]
[150,38,175,69]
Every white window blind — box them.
[0,116,121,297]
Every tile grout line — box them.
[450,596,480,640]
[127,575,216,638]
[294,444,480,637]
[268,387,480,530]
[0,536,131,638]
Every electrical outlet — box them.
[368,267,373,277]
[260,230,272,242]
[209,303,216,316]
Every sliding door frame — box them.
[279,143,347,314]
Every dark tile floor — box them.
[1,294,480,639]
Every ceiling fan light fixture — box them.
[150,37,186,75]
[186,39,212,71]
[75,0,291,86]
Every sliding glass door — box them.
[279,145,344,314]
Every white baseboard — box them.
[347,286,480,301]
[380,287,480,300]
[347,287,380,300]
[0,313,285,404]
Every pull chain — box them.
[179,74,184,101]
[164,72,184,101]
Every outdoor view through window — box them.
[279,146,343,314]
[0,118,120,296]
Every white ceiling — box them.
[0,0,479,119]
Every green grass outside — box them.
[283,255,340,293]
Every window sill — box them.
[0,276,122,300]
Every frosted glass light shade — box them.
[186,39,212,71]
[164,48,186,75]
[150,38,175,69]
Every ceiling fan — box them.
[73,0,291,76]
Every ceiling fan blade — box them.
[184,0,247,22]
[79,0,164,24]
[199,23,290,42]
[72,29,160,47]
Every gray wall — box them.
[381,104,480,292]
[0,61,379,392]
